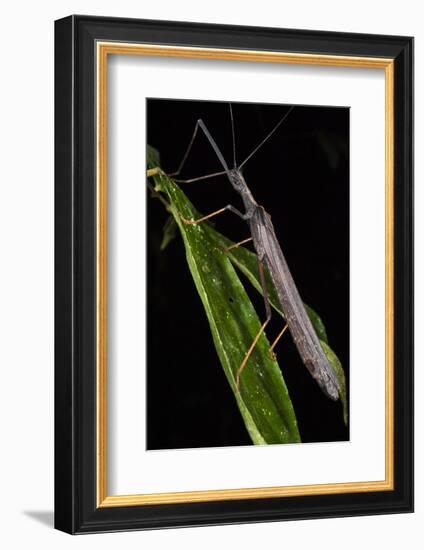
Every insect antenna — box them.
[229,103,237,168]
[238,105,294,170]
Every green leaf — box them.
[321,340,348,425]
[147,146,300,444]
[160,215,178,251]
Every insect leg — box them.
[181,204,251,225]
[235,258,272,390]
[236,318,270,390]
[257,257,272,321]
[223,237,253,252]
[173,171,228,184]
[268,323,289,359]
[169,119,230,177]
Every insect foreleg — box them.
[173,171,228,184]
[169,119,230,177]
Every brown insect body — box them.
[225,168,340,400]
[249,204,340,400]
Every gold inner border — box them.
[96,42,395,508]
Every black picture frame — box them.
[55,15,413,534]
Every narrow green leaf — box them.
[321,340,348,425]
[147,144,161,166]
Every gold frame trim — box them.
[96,42,395,508]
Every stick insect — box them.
[161,104,341,401]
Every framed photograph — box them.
[55,15,413,534]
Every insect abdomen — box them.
[257,218,340,401]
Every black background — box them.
[146,98,349,450]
